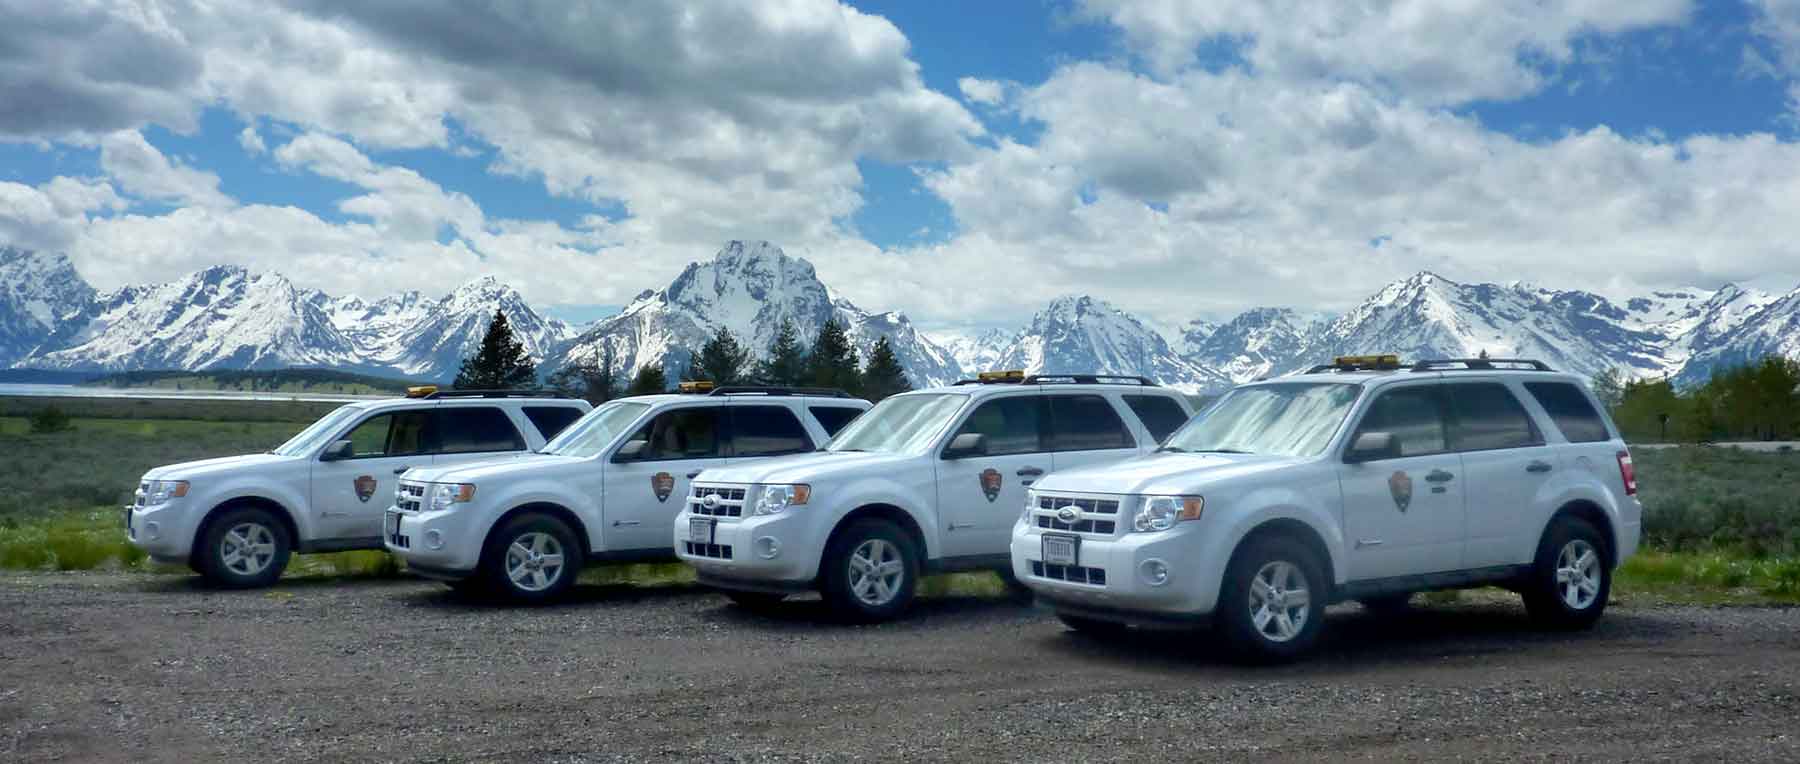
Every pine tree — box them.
[807,317,862,395]
[758,317,808,386]
[627,363,669,395]
[548,343,621,405]
[690,327,754,385]
[861,336,911,402]
[453,309,537,389]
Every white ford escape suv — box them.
[127,388,590,588]
[385,385,870,602]
[675,372,1196,621]
[1013,356,1642,661]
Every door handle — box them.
[1526,460,1553,473]
[1016,467,1045,477]
[686,470,704,479]
[1425,469,1455,483]
[613,520,641,527]
[392,466,410,475]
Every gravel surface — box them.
[2,573,1797,762]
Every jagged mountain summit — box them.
[993,295,1227,393]
[0,247,98,365]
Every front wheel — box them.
[1217,535,1328,663]
[195,506,292,589]
[479,513,583,604]
[819,519,919,623]
[1521,517,1611,630]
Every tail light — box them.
[1616,450,1636,496]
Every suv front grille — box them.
[395,481,426,512]
[1031,560,1107,586]
[684,542,733,559]
[689,485,748,518]
[1036,515,1116,535]
[1032,493,1122,536]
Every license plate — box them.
[384,511,401,536]
[1041,534,1079,566]
[688,517,714,545]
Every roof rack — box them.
[953,373,1159,387]
[1410,358,1554,372]
[422,389,567,399]
[706,385,854,398]
[1305,354,1404,374]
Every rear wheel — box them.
[820,519,919,623]
[1217,535,1327,663]
[479,513,583,604]
[195,506,291,589]
[1522,517,1611,630]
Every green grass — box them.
[1614,550,1800,604]
[1634,447,1800,557]
[0,395,346,424]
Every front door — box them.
[936,392,1048,559]
[1336,383,1466,581]
[310,409,432,542]
[604,406,727,552]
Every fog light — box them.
[1140,558,1170,587]
[144,521,160,541]
[425,530,444,550]
[755,536,781,560]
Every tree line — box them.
[455,309,912,404]
[1593,356,1800,442]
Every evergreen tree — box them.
[1589,366,1625,411]
[758,317,808,386]
[453,309,537,389]
[690,327,754,385]
[547,343,621,405]
[807,317,862,395]
[861,336,911,402]
[627,363,669,395]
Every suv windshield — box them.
[825,393,966,454]
[271,405,364,456]
[1162,382,1360,458]
[541,401,651,457]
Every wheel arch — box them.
[489,501,593,558]
[191,495,300,561]
[1225,517,1338,601]
[822,503,930,578]
[1543,499,1617,567]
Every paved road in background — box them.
[1635,441,1797,452]
[3,574,1797,762]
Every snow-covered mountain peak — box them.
[995,294,1225,392]
[0,247,97,363]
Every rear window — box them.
[1523,382,1612,443]
[730,406,813,457]
[1446,383,1541,451]
[433,407,527,454]
[1122,394,1190,442]
[1046,394,1135,451]
[521,406,585,440]
[808,406,865,437]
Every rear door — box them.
[1446,381,1554,568]
[1120,393,1194,445]
[727,404,817,458]
[310,407,433,541]
[1335,382,1466,580]
[936,392,1048,559]
[1045,393,1140,472]
[605,405,726,552]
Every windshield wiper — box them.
[1193,448,1253,454]
[1155,446,1187,453]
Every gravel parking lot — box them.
[3,573,1797,763]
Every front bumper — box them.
[673,507,828,589]
[385,504,489,577]
[1011,519,1229,619]
[126,499,198,561]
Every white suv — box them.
[675,374,1196,621]
[385,386,870,602]
[127,389,590,588]
[1013,357,1642,661]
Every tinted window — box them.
[953,395,1042,456]
[1524,382,1611,443]
[433,407,526,454]
[1046,395,1134,451]
[1123,394,1191,442]
[1352,385,1447,457]
[629,407,723,460]
[1447,383,1541,451]
[341,411,429,458]
[731,406,813,456]
[809,406,864,437]
[522,406,585,440]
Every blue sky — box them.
[5,1,1800,331]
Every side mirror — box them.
[613,439,650,462]
[1345,431,1397,463]
[942,432,988,459]
[320,440,354,462]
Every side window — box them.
[522,406,585,440]
[1351,385,1447,458]
[730,406,813,457]
[433,407,527,454]
[808,406,865,437]
[1046,394,1135,451]
[1523,382,1611,443]
[952,395,1043,456]
[1122,394,1191,442]
[1447,383,1541,451]
[629,407,723,460]
[341,411,429,458]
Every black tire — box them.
[819,519,920,623]
[478,513,584,604]
[1521,516,1611,630]
[195,505,292,589]
[1217,534,1328,663]
[1057,613,1128,637]
[725,591,787,610]
[995,566,1035,602]
[1358,593,1414,616]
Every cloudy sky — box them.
[4,0,1800,331]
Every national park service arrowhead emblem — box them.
[651,471,675,503]
[1388,470,1413,513]
[979,468,1003,503]
[354,475,377,503]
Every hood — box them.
[697,451,918,485]
[143,453,302,480]
[1035,452,1305,496]
[405,453,586,484]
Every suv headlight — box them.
[1132,495,1204,533]
[1022,488,1040,522]
[143,480,190,506]
[755,484,810,515]
[428,483,477,512]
